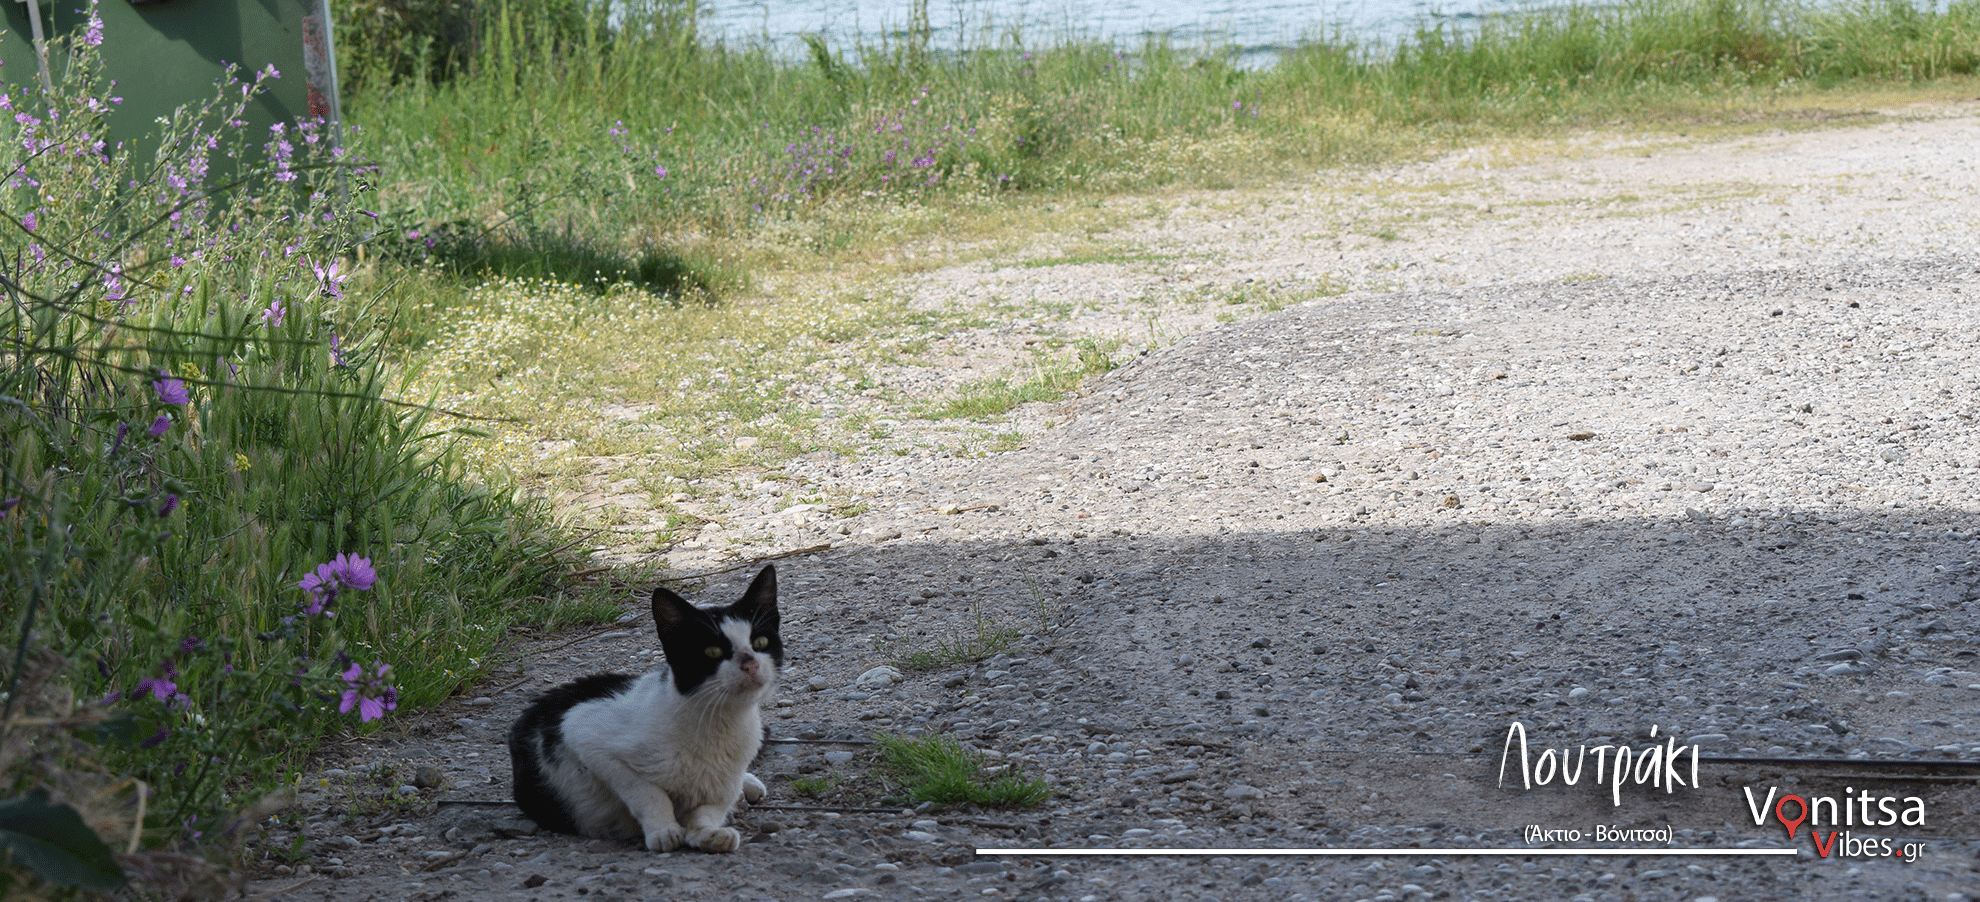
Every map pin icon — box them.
[1775,794,1808,839]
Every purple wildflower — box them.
[148,413,171,436]
[654,165,667,178]
[0,497,18,518]
[298,552,376,617]
[338,661,398,722]
[135,661,180,701]
[297,578,336,618]
[261,297,285,326]
[104,264,127,306]
[139,726,169,749]
[158,494,179,518]
[309,258,345,298]
[325,553,377,590]
[330,333,346,367]
[153,375,190,405]
[21,210,34,231]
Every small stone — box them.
[522,874,548,889]
[824,751,856,766]
[1223,784,1266,801]
[465,697,494,707]
[853,666,902,690]
[413,766,445,790]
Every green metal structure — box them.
[2,0,340,167]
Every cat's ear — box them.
[651,586,696,638]
[736,565,778,619]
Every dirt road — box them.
[252,103,1980,902]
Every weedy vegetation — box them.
[1,6,572,894]
[876,732,1052,809]
[330,0,1980,490]
[887,600,1025,672]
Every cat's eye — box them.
[752,636,769,650]
[703,646,723,659]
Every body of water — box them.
[697,0,1523,62]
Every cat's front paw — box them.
[687,826,742,853]
[644,824,686,852]
[740,772,766,805]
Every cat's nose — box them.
[736,652,759,676]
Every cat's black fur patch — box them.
[508,672,636,834]
[651,565,783,696]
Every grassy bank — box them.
[337,0,1977,524]
[343,0,1978,282]
[0,22,596,891]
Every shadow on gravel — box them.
[726,506,1980,885]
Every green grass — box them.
[0,42,597,865]
[341,0,1980,293]
[788,775,842,798]
[925,339,1122,420]
[876,733,1052,809]
[888,603,1024,672]
[1021,250,1173,268]
[319,0,1980,513]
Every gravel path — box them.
[253,103,1980,902]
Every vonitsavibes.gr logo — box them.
[1744,786,1927,862]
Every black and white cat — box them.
[507,565,783,852]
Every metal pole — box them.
[17,0,55,95]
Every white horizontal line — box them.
[977,848,1799,857]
